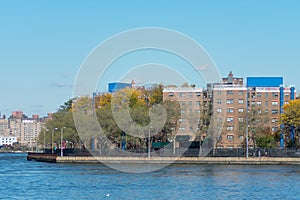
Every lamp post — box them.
[148,126,152,158]
[44,129,49,153]
[245,88,249,158]
[61,127,66,157]
[52,128,58,153]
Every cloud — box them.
[197,64,209,71]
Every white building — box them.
[0,136,17,146]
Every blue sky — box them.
[0,0,299,116]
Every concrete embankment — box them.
[27,153,300,165]
[27,152,57,163]
[56,156,300,165]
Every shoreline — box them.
[0,150,27,154]
[27,152,300,165]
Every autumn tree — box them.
[281,99,300,147]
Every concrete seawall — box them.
[56,156,300,165]
[27,153,300,165]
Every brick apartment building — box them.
[163,72,296,149]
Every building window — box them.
[265,93,269,97]
[272,101,278,106]
[257,101,262,105]
[285,101,289,105]
[227,135,234,140]
[285,93,289,96]
[179,118,185,122]
[196,110,201,113]
[227,99,234,104]
[238,108,244,113]
[227,117,234,122]
[217,108,222,113]
[265,110,269,113]
[168,92,174,97]
[239,135,244,140]
[238,99,244,104]
[179,92,185,97]
[272,93,278,97]
[238,118,244,122]
[272,127,278,132]
[217,99,222,104]
[257,93,262,97]
[227,90,233,95]
[189,92,193,97]
[272,118,278,123]
[179,127,185,131]
[265,101,269,106]
[238,91,244,95]
[196,92,201,97]
[227,126,234,131]
[180,101,186,106]
[272,110,278,114]
[227,108,234,113]
[195,101,200,106]
[189,101,193,106]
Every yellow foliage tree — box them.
[281,99,300,127]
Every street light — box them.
[44,129,49,153]
[245,88,249,158]
[61,127,66,157]
[148,126,152,158]
[52,128,58,153]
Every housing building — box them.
[212,74,295,149]
[7,111,45,147]
[162,71,297,149]
[163,87,206,142]
[0,117,9,136]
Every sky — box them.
[0,0,299,117]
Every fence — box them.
[45,146,300,158]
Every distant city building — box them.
[0,136,17,146]
[1,112,47,147]
[0,117,9,136]
[22,119,42,145]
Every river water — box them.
[1,153,300,200]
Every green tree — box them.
[238,105,272,150]
[255,127,277,148]
[38,101,80,150]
